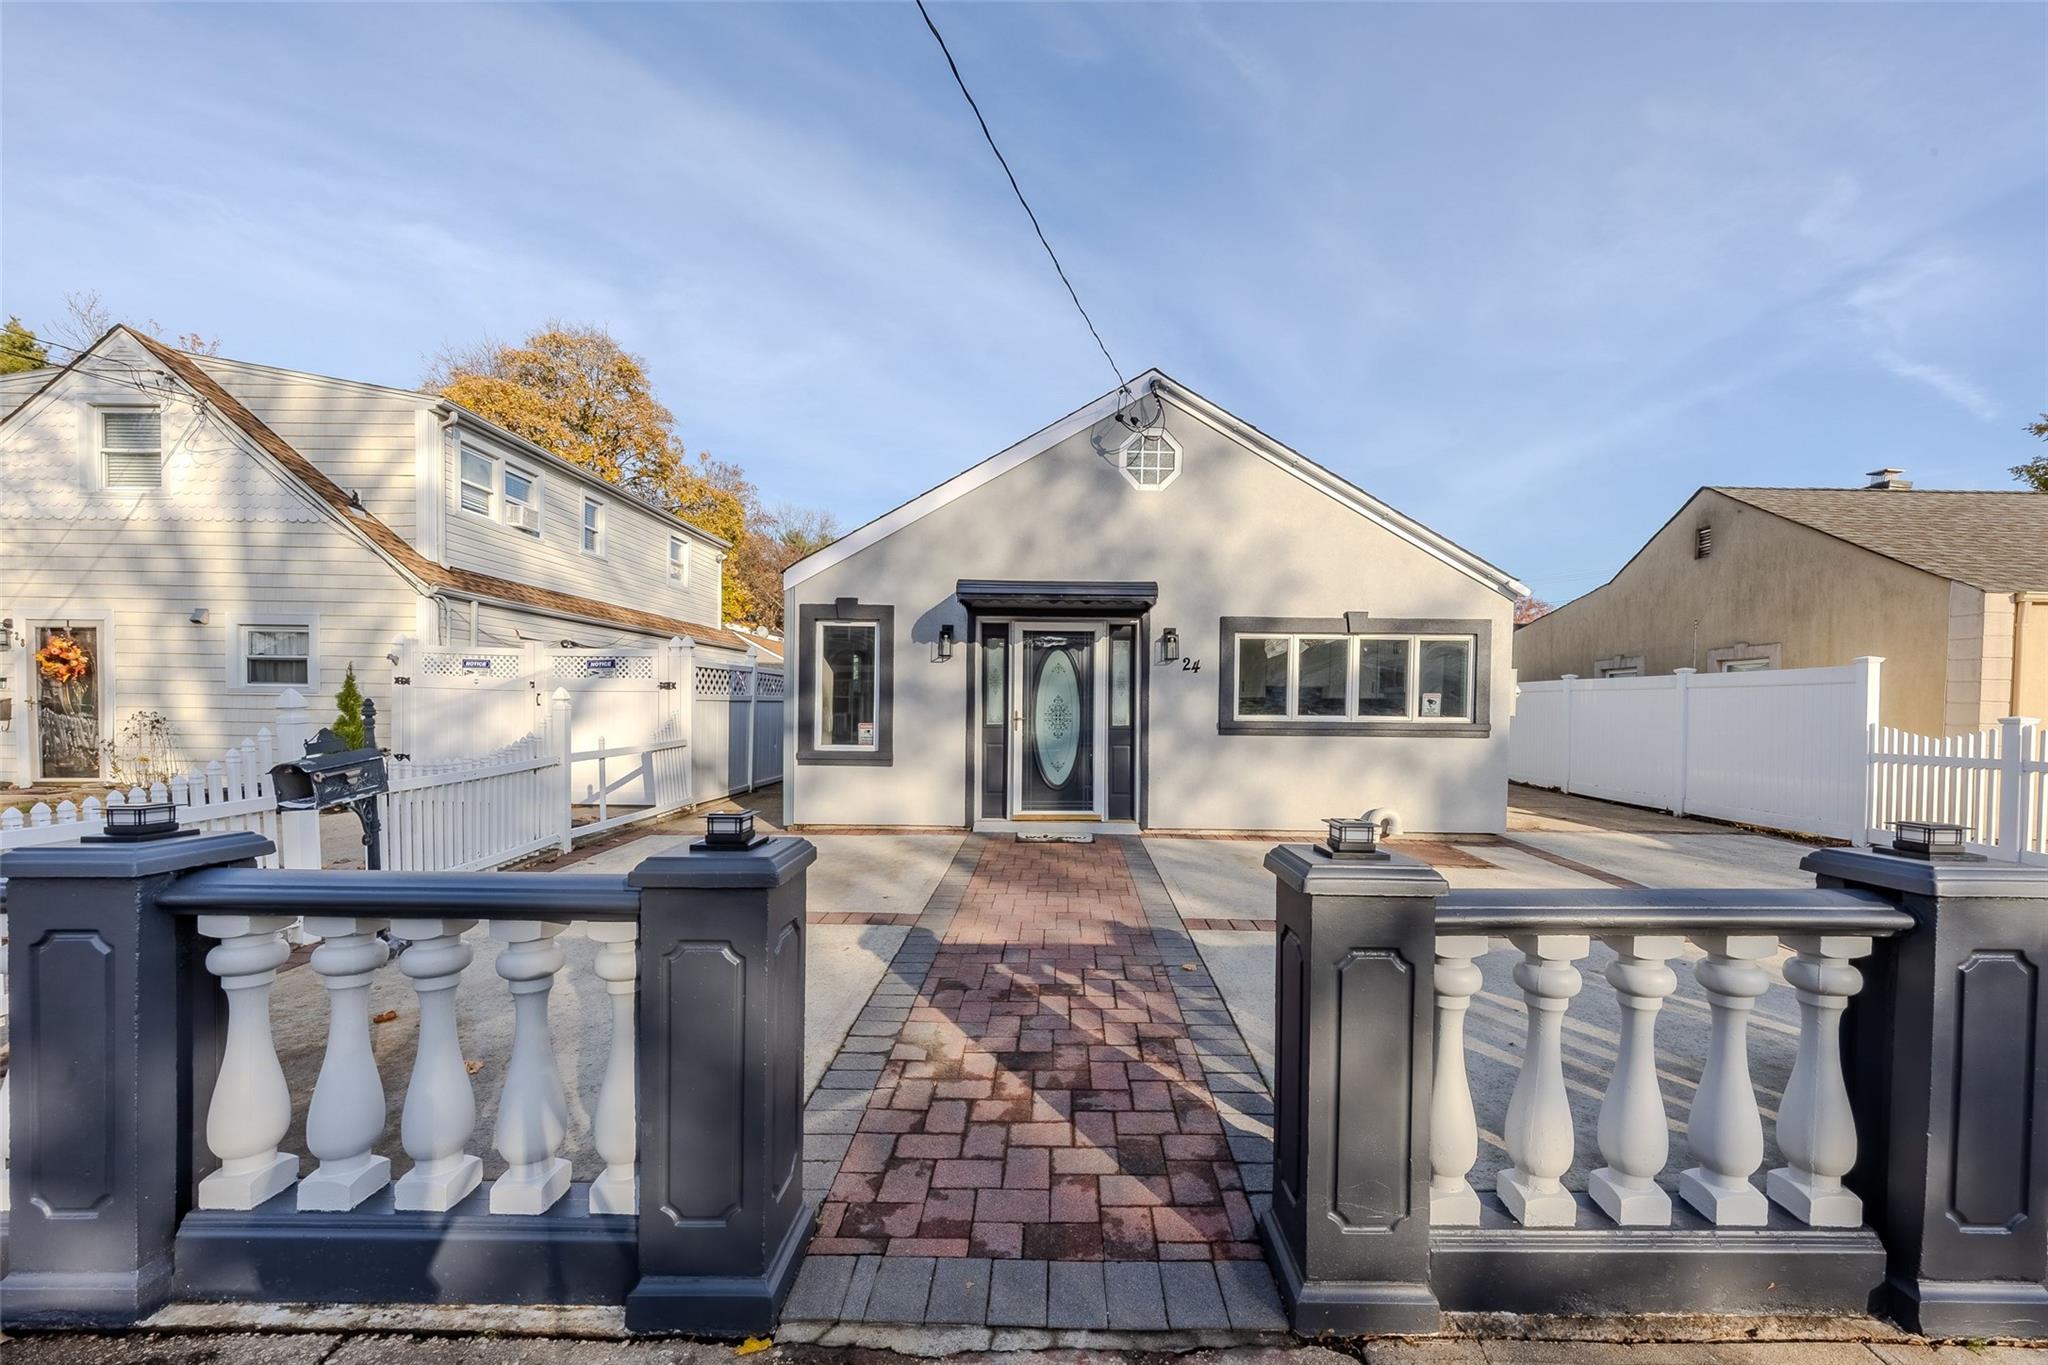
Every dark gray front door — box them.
[1019,630,1093,814]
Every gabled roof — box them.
[3,327,758,653]
[784,370,1528,599]
[1712,486,2048,593]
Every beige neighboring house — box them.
[0,326,758,788]
[1513,470,2048,734]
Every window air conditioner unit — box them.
[504,503,541,533]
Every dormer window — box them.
[669,537,688,585]
[582,497,605,555]
[1117,427,1182,491]
[101,409,162,488]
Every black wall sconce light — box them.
[1161,627,1180,663]
[937,624,955,662]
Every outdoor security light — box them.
[1892,819,1968,860]
[1161,627,1180,662]
[96,802,189,843]
[1318,816,1388,861]
[697,808,765,851]
[938,624,955,662]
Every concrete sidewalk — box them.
[10,1328,2045,1363]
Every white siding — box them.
[1,338,418,785]
[196,356,424,542]
[442,426,724,628]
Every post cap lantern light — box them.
[1318,815,1388,861]
[696,808,767,851]
[93,801,190,843]
[1891,819,1969,860]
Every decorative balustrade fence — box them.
[0,829,816,1334]
[1261,841,2048,1341]
[13,828,2048,1340]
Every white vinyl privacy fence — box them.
[1512,656,2047,863]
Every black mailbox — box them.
[272,698,390,867]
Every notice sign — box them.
[587,657,619,672]
[857,721,875,745]
[1421,692,1443,717]
[461,658,491,671]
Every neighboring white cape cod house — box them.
[781,370,1528,834]
[0,326,753,787]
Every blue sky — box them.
[4,3,2043,603]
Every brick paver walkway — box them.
[813,837,1263,1263]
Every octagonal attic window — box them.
[1118,427,1181,491]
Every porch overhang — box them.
[955,579,1158,616]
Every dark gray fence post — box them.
[1259,844,1447,1335]
[1805,846,2048,1340]
[0,831,274,1329]
[624,835,817,1335]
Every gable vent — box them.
[1695,524,1714,559]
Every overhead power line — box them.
[913,0,1139,418]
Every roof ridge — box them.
[124,328,757,653]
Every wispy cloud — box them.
[1846,250,1998,421]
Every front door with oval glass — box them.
[1019,630,1095,814]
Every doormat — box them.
[1015,831,1095,844]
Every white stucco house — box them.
[0,326,758,787]
[781,371,1528,834]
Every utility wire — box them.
[913,0,1133,412]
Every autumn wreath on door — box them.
[35,631,91,685]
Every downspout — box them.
[2015,593,2033,716]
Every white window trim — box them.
[814,618,881,752]
[225,613,320,694]
[502,463,542,535]
[668,536,689,586]
[1413,635,1476,722]
[1233,632,1355,721]
[457,446,497,520]
[1354,633,1415,721]
[98,405,165,491]
[1229,631,1477,724]
[1116,426,1183,492]
[581,497,606,557]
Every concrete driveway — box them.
[1147,787,1838,1195]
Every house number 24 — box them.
[1180,657,1202,672]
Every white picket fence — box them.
[1511,655,2048,863]
[1,735,286,868]
[1867,716,2048,864]
[380,732,570,873]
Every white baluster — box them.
[297,916,392,1210]
[1429,935,1489,1225]
[1679,933,1776,1225]
[587,921,640,1214]
[489,920,571,1214]
[1588,935,1684,1225]
[1499,933,1588,1226]
[385,925,481,1211]
[391,918,483,1211]
[1768,934,1872,1226]
[196,914,300,1209]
